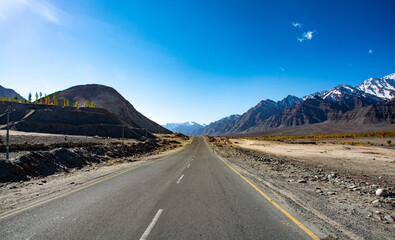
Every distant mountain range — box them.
[0,85,26,102]
[194,73,395,136]
[163,122,205,136]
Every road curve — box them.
[0,137,322,239]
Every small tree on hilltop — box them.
[39,92,43,104]
[13,96,18,102]
[28,93,32,104]
[75,99,79,108]
[53,92,58,106]
[35,92,38,102]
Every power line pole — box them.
[6,104,10,160]
[122,125,125,144]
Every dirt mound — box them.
[0,140,160,183]
[0,102,154,139]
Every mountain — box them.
[356,73,395,100]
[303,90,328,100]
[245,97,342,132]
[162,122,205,136]
[245,85,385,133]
[195,73,394,136]
[230,95,303,133]
[0,85,26,101]
[192,114,240,136]
[47,84,171,134]
[194,95,303,136]
[332,98,395,125]
[234,99,395,137]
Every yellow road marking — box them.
[0,161,157,220]
[216,155,320,240]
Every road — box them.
[0,137,322,239]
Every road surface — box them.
[0,137,322,239]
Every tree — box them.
[35,92,38,101]
[84,101,90,108]
[63,98,70,107]
[90,100,94,108]
[53,92,58,106]
[13,96,18,102]
[39,92,43,104]
[75,99,79,108]
[28,93,32,103]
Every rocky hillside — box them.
[194,95,302,136]
[47,84,171,134]
[192,114,240,136]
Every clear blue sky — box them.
[0,0,394,124]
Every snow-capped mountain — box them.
[302,90,328,100]
[278,95,304,109]
[356,73,395,100]
[322,84,382,102]
[162,122,205,135]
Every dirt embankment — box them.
[206,136,395,240]
[0,133,191,214]
[0,132,189,183]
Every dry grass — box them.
[249,130,395,141]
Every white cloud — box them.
[292,22,302,28]
[298,31,315,42]
[369,49,373,54]
[0,0,64,24]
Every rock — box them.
[376,188,389,197]
[372,199,380,207]
[384,215,394,223]
[348,185,357,189]
[327,192,337,195]
[70,182,75,185]
[316,189,323,193]
[297,179,307,183]
[106,151,115,157]
[41,180,47,183]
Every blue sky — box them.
[0,0,394,124]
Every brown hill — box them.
[47,84,170,134]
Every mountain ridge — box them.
[195,73,394,136]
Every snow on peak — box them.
[356,74,395,100]
[383,73,395,80]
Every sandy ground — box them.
[232,139,395,187]
[0,135,191,215]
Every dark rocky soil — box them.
[0,137,183,183]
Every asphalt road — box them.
[0,137,322,239]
